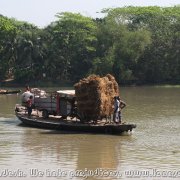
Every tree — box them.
[12,22,45,82]
[46,12,97,82]
[93,10,151,84]
[101,6,180,84]
[0,15,17,79]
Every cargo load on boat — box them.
[74,74,119,121]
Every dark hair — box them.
[117,96,121,100]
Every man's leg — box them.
[27,107,30,116]
[119,111,122,123]
[28,107,32,116]
[113,113,115,123]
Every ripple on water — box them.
[0,87,180,178]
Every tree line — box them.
[0,6,179,85]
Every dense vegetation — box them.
[0,6,180,85]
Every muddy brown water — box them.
[0,86,179,179]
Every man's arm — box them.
[120,100,126,109]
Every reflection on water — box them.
[0,86,180,179]
[20,131,121,169]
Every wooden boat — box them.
[15,109,136,135]
[0,89,21,95]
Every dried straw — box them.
[74,74,119,121]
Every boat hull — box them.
[16,113,136,135]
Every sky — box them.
[0,0,179,27]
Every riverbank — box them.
[1,79,179,88]
[0,79,74,88]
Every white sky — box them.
[0,0,179,27]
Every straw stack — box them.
[74,74,119,121]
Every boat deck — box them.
[16,106,119,125]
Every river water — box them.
[0,86,179,180]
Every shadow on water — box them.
[18,126,132,172]
[39,130,131,136]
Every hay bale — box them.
[74,74,119,121]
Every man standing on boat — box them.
[117,96,126,123]
[113,96,126,124]
[27,95,33,117]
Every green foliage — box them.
[0,6,179,85]
[101,6,180,84]
[0,16,17,79]
[44,12,97,81]
[93,11,151,83]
